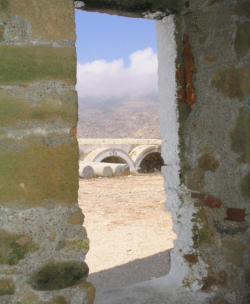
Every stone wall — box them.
[0,1,92,303]
[174,1,250,302]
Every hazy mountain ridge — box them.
[77,99,160,138]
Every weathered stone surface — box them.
[0,25,4,41]
[185,167,204,192]
[245,267,250,287]
[0,279,15,296]
[192,208,211,249]
[239,172,250,201]
[225,207,247,222]
[0,230,38,265]
[80,282,96,304]
[30,262,89,290]
[235,22,250,59]
[6,0,75,42]
[184,253,198,264]
[39,296,68,304]
[0,90,77,127]
[204,195,222,208]
[0,138,78,208]
[57,239,89,253]
[0,46,76,85]
[211,66,250,100]
[197,153,219,172]
[222,239,247,266]
[0,0,8,9]
[19,286,39,304]
[231,108,250,163]
[67,209,84,225]
[233,2,250,18]
[80,0,181,18]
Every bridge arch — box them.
[130,145,163,173]
[84,148,136,172]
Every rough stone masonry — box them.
[0,0,249,303]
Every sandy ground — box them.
[78,173,176,292]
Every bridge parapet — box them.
[79,138,162,173]
[78,138,162,160]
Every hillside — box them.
[77,99,160,138]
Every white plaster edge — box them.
[156,16,209,291]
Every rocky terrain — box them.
[77,99,160,138]
[78,174,175,295]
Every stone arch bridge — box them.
[78,138,163,173]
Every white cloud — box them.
[76,48,158,102]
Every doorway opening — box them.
[75,9,176,302]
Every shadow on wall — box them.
[87,250,171,294]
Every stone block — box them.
[0,137,78,208]
[0,45,76,85]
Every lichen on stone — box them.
[211,66,250,100]
[197,153,219,172]
[239,172,250,201]
[0,230,38,265]
[191,208,212,249]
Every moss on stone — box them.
[0,91,77,127]
[67,209,84,225]
[64,239,89,253]
[0,138,78,208]
[239,172,250,201]
[0,278,14,295]
[211,66,250,100]
[231,108,250,164]
[235,22,250,59]
[0,45,76,85]
[185,167,205,192]
[192,208,212,249]
[0,0,8,9]
[197,153,219,172]
[0,230,38,265]
[31,262,88,291]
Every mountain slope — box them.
[77,99,160,138]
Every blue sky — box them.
[75,10,157,65]
[75,10,158,102]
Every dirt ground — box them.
[78,173,176,292]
